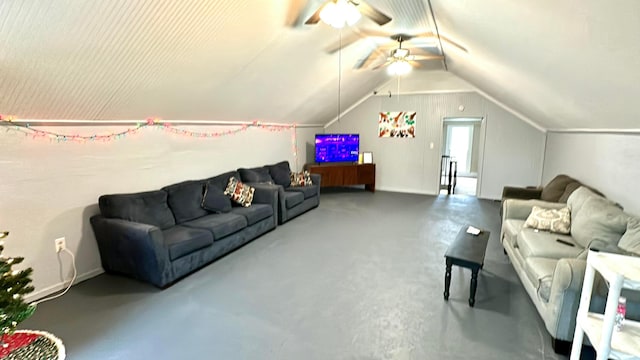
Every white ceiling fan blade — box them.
[357,48,387,69]
[304,0,332,25]
[285,0,309,27]
[354,1,392,26]
[371,59,392,71]
[409,54,444,61]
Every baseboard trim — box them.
[375,186,436,195]
[25,268,104,302]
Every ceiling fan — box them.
[355,34,444,74]
[325,28,468,54]
[304,0,392,27]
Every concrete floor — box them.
[22,191,573,359]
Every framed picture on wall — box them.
[378,111,416,138]
[363,152,373,164]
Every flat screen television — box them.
[315,133,359,163]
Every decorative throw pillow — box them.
[223,177,255,207]
[201,184,232,213]
[289,171,313,187]
[524,206,571,234]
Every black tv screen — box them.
[315,134,359,163]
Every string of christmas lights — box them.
[0,116,297,143]
[0,114,302,169]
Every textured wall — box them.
[543,132,640,216]
[0,124,317,299]
[326,91,545,199]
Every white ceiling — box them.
[1,0,638,129]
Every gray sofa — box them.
[500,174,602,217]
[239,161,321,224]
[501,186,640,351]
[90,170,278,288]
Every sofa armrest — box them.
[90,215,170,287]
[502,186,543,201]
[551,258,587,295]
[502,198,566,222]
[249,183,279,207]
[310,173,321,188]
[545,258,587,340]
[248,183,280,227]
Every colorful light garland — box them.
[0,116,297,142]
[0,115,301,167]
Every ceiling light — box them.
[387,60,412,76]
[320,0,361,29]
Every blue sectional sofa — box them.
[90,170,279,288]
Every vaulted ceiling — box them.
[1,0,638,129]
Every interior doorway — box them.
[440,117,484,196]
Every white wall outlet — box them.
[54,237,66,253]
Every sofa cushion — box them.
[201,185,232,213]
[517,229,582,259]
[524,257,558,303]
[541,175,576,202]
[558,182,583,203]
[571,196,628,248]
[224,177,255,207]
[618,217,640,255]
[162,180,208,224]
[266,161,291,188]
[162,225,214,261]
[524,206,571,234]
[238,167,273,184]
[182,213,248,241]
[284,191,304,209]
[206,171,241,192]
[567,186,602,223]
[99,190,176,229]
[285,186,317,200]
[230,204,273,225]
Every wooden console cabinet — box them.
[306,163,375,192]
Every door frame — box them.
[438,117,486,196]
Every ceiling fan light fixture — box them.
[387,60,412,76]
[320,0,361,29]
[391,48,410,59]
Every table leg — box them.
[469,268,479,307]
[444,258,452,301]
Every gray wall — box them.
[543,132,640,216]
[0,124,317,300]
[326,92,546,198]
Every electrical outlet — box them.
[54,237,66,253]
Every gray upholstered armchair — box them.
[238,161,321,224]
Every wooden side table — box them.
[0,330,65,360]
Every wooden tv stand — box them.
[306,163,375,192]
